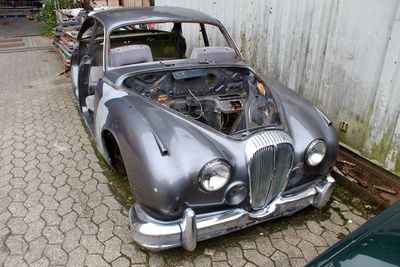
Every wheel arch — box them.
[101,129,127,175]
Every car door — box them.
[70,18,96,108]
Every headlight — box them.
[305,139,327,166]
[199,159,231,191]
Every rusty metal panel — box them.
[155,0,400,176]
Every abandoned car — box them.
[71,6,338,251]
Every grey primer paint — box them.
[71,6,338,248]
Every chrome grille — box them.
[245,131,294,210]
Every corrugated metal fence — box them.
[156,0,400,176]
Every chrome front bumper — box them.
[129,175,335,251]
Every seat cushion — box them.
[110,44,153,67]
[190,46,238,62]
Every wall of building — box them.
[156,0,400,176]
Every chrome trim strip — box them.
[129,175,335,251]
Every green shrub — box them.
[36,0,75,36]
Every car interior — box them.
[76,20,238,133]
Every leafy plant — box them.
[36,0,75,36]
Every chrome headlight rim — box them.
[199,159,231,192]
[305,139,327,167]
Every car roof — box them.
[92,6,221,30]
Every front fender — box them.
[102,91,248,220]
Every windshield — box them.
[107,21,236,67]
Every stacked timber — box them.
[54,28,79,69]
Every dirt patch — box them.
[334,152,400,206]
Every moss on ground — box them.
[93,146,134,208]
[332,184,382,216]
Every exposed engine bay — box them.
[123,67,281,136]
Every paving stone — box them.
[210,251,226,261]
[290,257,307,267]
[148,253,165,267]
[24,236,47,264]
[43,244,68,265]
[239,240,257,250]
[269,232,283,239]
[43,226,64,244]
[93,205,110,226]
[112,256,131,267]
[3,254,28,267]
[121,243,147,264]
[24,218,46,242]
[85,254,109,267]
[329,209,345,226]
[0,197,12,214]
[297,240,318,262]
[30,256,50,267]
[6,235,28,255]
[331,201,350,211]
[315,246,328,255]
[24,190,43,208]
[296,229,328,247]
[7,217,28,235]
[62,228,82,252]
[255,236,275,257]
[87,191,103,209]
[226,247,246,267]
[60,211,78,233]
[41,210,61,226]
[8,202,28,217]
[24,203,44,223]
[81,234,105,254]
[97,220,115,242]
[57,197,74,216]
[270,238,303,258]
[0,211,11,229]
[66,246,87,267]
[193,255,212,267]
[321,230,340,246]
[76,217,98,235]
[306,220,324,235]
[320,220,349,235]
[104,236,122,262]
[8,188,27,201]
[342,211,367,225]
[282,226,301,246]
[244,249,274,266]
[108,210,128,225]
[271,250,290,267]
[346,220,361,233]
[211,261,229,267]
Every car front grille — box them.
[245,131,294,210]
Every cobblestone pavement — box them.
[0,42,371,267]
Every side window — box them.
[78,23,94,62]
[93,23,105,66]
[81,25,94,47]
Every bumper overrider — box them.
[129,175,335,251]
